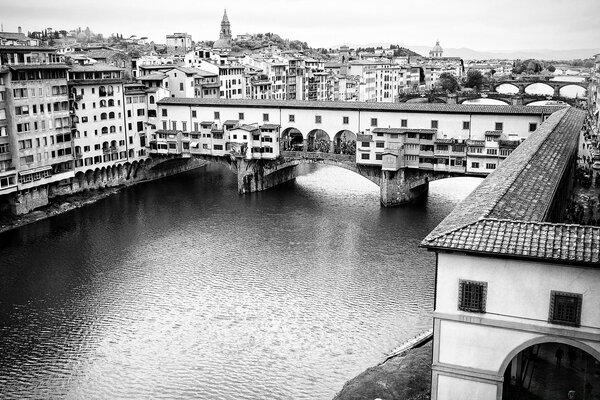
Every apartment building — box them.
[68,63,128,173]
[0,45,73,213]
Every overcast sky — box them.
[2,0,599,51]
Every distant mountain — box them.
[333,43,599,60]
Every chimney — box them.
[18,26,22,34]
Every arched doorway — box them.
[333,130,357,154]
[502,341,600,400]
[307,129,330,152]
[281,127,304,151]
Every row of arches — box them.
[495,82,587,98]
[100,112,117,120]
[74,159,152,190]
[281,127,357,154]
[99,99,116,107]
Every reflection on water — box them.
[0,164,481,399]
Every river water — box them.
[0,164,481,399]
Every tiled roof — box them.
[425,219,600,265]
[223,120,239,125]
[157,97,564,116]
[261,124,280,129]
[434,138,454,144]
[232,124,259,132]
[8,63,70,70]
[70,63,123,72]
[372,128,405,134]
[422,107,597,266]
[138,73,166,80]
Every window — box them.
[370,118,377,127]
[375,154,383,160]
[289,114,295,123]
[238,112,244,120]
[549,291,582,326]
[376,142,385,148]
[162,109,168,117]
[315,115,322,124]
[343,116,349,124]
[471,162,480,168]
[137,109,144,116]
[486,163,496,169]
[458,280,487,312]
[179,82,184,91]
[263,113,269,122]
[495,122,503,131]
[529,123,537,132]
[214,111,220,119]
[149,96,155,104]
[361,142,370,147]
[361,153,370,160]
[401,119,407,127]
[214,144,223,150]
[487,149,497,155]
[431,120,438,129]
[463,121,470,130]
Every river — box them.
[0,164,481,399]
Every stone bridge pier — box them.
[380,168,431,207]
[233,152,431,207]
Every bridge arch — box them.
[495,83,520,94]
[281,127,304,151]
[524,82,554,96]
[333,130,357,154]
[499,336,600,399]
[307,129,331,152]
[559,84,587,99]
[460,98,510,105]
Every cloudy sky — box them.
[2,0,599,51]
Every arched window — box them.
[109,126,116,133]
[100,100,106,107]
[102,142,109,150]
[99,86,107,97]
[149,95,155,104]
[108,99,114,107]
[100,113,107,120]
[101,127,108,134]
[107,86,114,96]
[109,112,115,119]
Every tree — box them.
[436,72,460,93]
[547,65,556,73]
[464,69,485,91]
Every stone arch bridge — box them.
[167,150,480,207]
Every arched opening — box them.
[501,340,600,400]
[333,130,357,154]
[101,127,108,134]
[149,95,155,104]
[281,127,304,151]
[495,83,520,94]
[559,85,587,99]
[109,112,115,119]
[524,83,554,96]
[99,86,107,97]
[461,98,510,105]
[108,99,115,107]
[109,126,116,133]
[99,100,107,107]
[100,112,107,120]
[307,129,331,152]
[107,86,114,96]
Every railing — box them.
[281,151,354,162]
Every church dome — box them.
[432,40,443,53]
[213,38,231,49]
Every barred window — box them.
[458,280,487,313]
[549,291,582,326]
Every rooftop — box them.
[69,63,123,72]
[421,107,599,266]
[157,97,565,116]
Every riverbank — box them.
[0,160,209,235]
[0,186,125,235]
[332,341,432,400]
